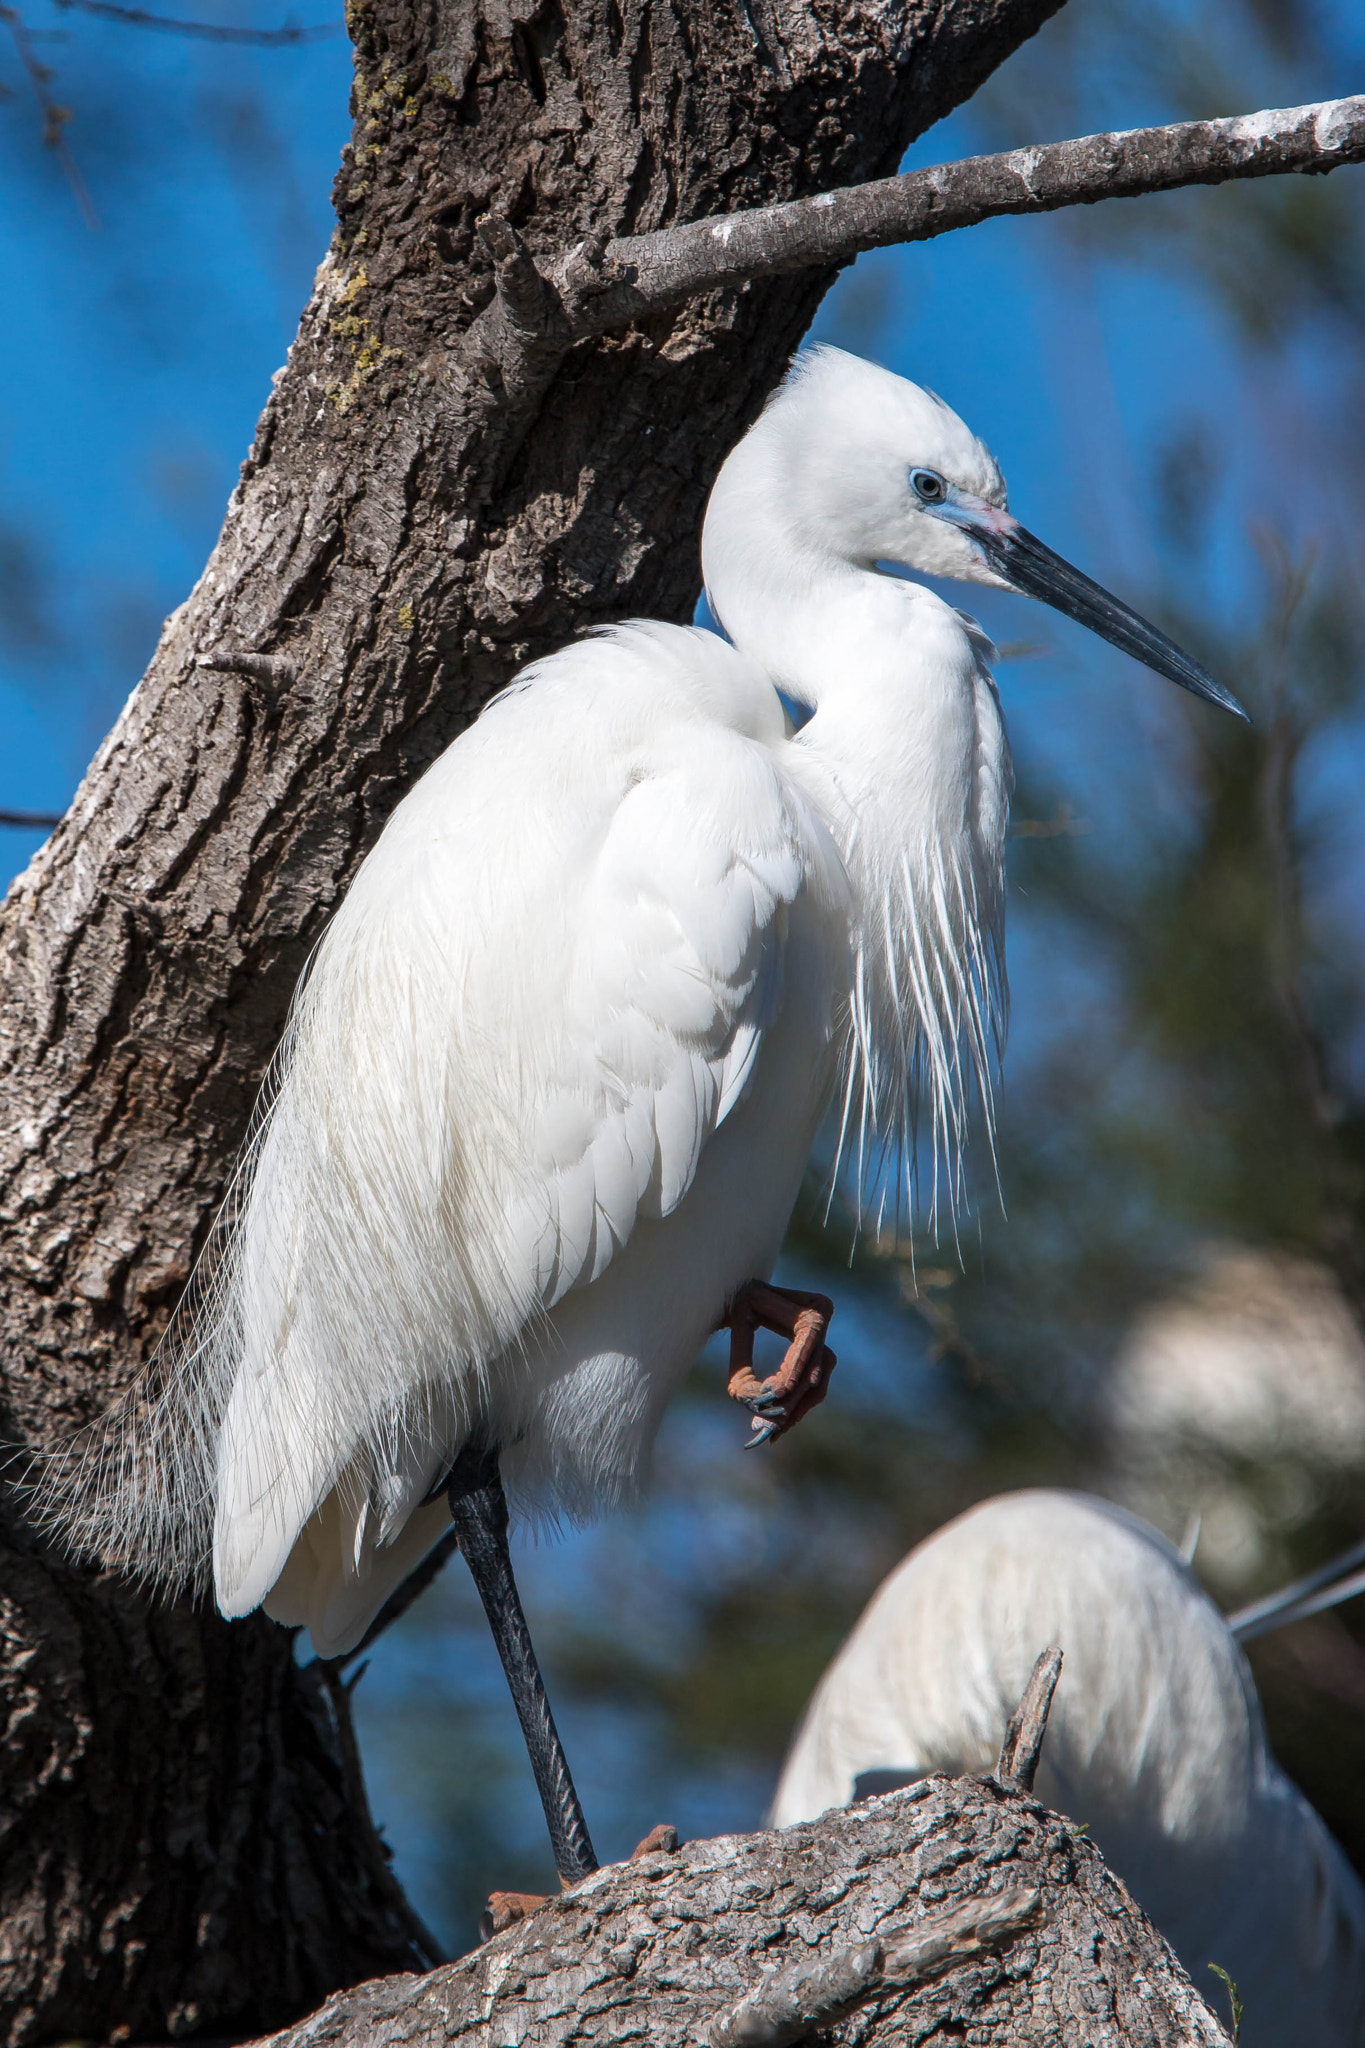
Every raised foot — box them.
[725,1279,836,1446]
[479,1829,680,1941]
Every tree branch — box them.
[53,0,342,42]
[0,810,61,831]
[558,96,1365,333]
[249,1769,1229,2048]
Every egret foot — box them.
[631,1823,680,1858]
[446,1442,598,1917]
[481,1890,551,1938]
[725,1279,836,1445]
[478,1828,679,1943]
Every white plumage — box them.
[223,619,860,1648]
[48,350,1012,1653]
[771,1490,1365,2046]
[44,344,1237,1674]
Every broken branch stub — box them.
[996,1646,1064,1794]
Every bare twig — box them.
[0,3,96,227]
[996,1647,1062,1793]
[331,1527,460,1669]
[1229,1535,1365,1642]
[54,0,341,39]
[553,97,1365,336]
[0,809,62,830]
[316,1662,448,1969]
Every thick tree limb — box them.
[247,1774,1229,2048]
[560,95,1365,332]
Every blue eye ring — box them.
[911,469,947,504]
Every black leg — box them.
[445,1444,598,1887]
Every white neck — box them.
[704,457,999,860]
[702,449,871,707]
[703,455,1014,1230]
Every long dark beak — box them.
[973,520,1249,722]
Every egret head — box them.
[760,348,1012,584]
[710,346,1247,721]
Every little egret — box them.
[771,1491,1365,2047]
[43,347,1246,1908]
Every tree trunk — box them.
[244,1774,1231,2048]
[0,0,1063,2036]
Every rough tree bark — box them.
[0,0,1067,2038]
[0,0,1354,2034]
[247,1770,1230,2048]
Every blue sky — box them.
[0,10,351,849]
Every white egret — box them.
[771,1490,1365,2047]
[42,347,1246,1905]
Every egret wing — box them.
[211,630,839,1622]
[514,723,820,1305]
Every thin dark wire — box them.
[54,0,343,42]
[0,809,62,829]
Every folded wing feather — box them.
[212,628,828,1642]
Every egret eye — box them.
[911,469,947,504]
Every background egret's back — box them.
[771,1490,1365,2045]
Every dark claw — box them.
[745,1418,781,1448]
[746,1389,787,1414]
[478,1910,495,1943]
